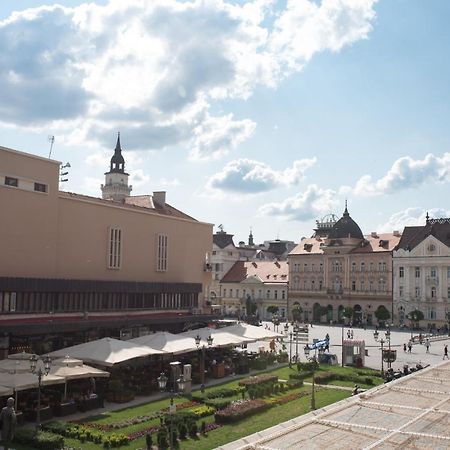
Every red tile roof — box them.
[351,233,401,253]
[221,261,288,283]
[289,237,324,255]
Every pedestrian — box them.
[444,345,449,360]
[425,339,430,353]
[403,343,407,352]
[408,342,412,353]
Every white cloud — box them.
[259,184,338,221]
[378,207,450,233]
[348,153,450,196]
[0,0,377,158]
[207,157,317,193]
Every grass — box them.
[16,363,380,449]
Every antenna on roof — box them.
[48,135,55,158]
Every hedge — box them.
[14,427,64,450]
[214,400,271,424]
[239,374,278,388]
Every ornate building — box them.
[393,215,450,328]
[288,206,401,325]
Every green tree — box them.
[267,305,279,315]
[342,307,354,320]
[374,306,391,323]
[407,309,424,328]
[291,303,303,321]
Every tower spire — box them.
[343,199,349,216]
[115,131,121,152]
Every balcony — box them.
[327,288,343,295]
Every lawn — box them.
[15,363,380,449]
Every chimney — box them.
[153,191,166,207]
[371,232,378,238]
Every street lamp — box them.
[283,323,292,368]
[304,345,322,411]
[373,330,385,377]
[29,354,52,429]
[293,323,300,363]
[157,371,186,450]
[446,312,450,337]
[195,334,214,386]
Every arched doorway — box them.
[338,305,345,323]
[327,305,333,323]
[354,304,362,325]
[313,303,322,322]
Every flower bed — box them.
[267,391,309,406]
[238,374,278,387]
[214,399,271,424]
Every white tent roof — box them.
[222,323,284,340]
[130,332,198,355]
[53,356,84,367]
[0,372,65,391]
[0,385,13,396]
[0,359,32,374]
[49,364,110,381]
[179,327,253,348]
[48,337,163,367]
[7,352,36,360]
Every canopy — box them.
[7,352,36,360]
[53,356,84,367]
[0,385,13,396]
[222,323,284,340]
[130,332,198,355]
[49,364,110,381]
[0,359,32,374]
[180,327,253,348]
[48,337,163,366]
[0,372,65,391]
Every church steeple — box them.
[101,133,132,202]
[109,132,126,173]
[248,227,254,246]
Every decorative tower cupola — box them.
[101,133,132,202]
[248,228,254,246]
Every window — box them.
[351,280,356,291]
[236,289,239,297]
[379,278,386,292]
[430,267,437,278]
[223,289,227,297]
[369,262,374,272]
[399,286,404,297]
[156,233,168,272]
[258,289,262,298]
[311,280,315,290]
[274,290,278,299]
[4,176,18,187]
[319,263,323,272]
[361,262,365,272]
[352,262,356,272]
[34,182,47,193]
[108,227,122,269]
[0,292,16,312]
[415,267,420,278]
[282,290,285,299]
[228,251,233,256]
[319,279,323,290]
[369,280,373,291]
[266,290,270,299]
[447,267,450,278]
[399,267,404,278]
[431,286,436,298]
[448,287,450,299]
[428,308,436,320]
[361,280,365,291]
[212,251,216,255]
[415,286,420,298]
[378,262,382,272]
[230,289,233,297]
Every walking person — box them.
[444,344,449,360]
[408,341,412,353]
[403,343,407,352]
[425,339,430,353]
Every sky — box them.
[1,0,450,244]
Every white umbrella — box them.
[50,364,109,400]
[48,337,164,366]
[0,359,32,373]
[0,372,65,391]
[180,327,253,348]
[130,332,197,355]
[53,356,84,367]
[7,352,36,360]
[222,323,284,340]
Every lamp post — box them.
[157,371,186,450]
[304,345,324,411]
[293,323,300,363]
[446,312,450,337]
[195,334,214,386]
[373,329,385,377]
[29,354,52,429]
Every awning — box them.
[130,332,198,355]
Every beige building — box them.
[0,142,213,356]
[219,260,288,319]
[393,216,450,329]
[288,207,400,325]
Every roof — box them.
[328,206,364,240]
[289,237,324,255]
[351,232,401,254]
[219,360,450,450]
[213,231,235,249]
[60,191,197,221]
[396,218,450,251]
[221,260,288,284]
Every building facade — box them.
[288,207,400,325]
[0,142,214,357]
[393,216,450,329]
[219,260,288,319]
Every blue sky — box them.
[1,0,450,244]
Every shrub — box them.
[365,377,374,385]
[14,426,38,445]
[204,398,232,410]
[32,431,64,450]
[42,421,70,436]
[205,388,239,399]
[157,428,169,449]
[187,405,215,418]
[314,372,335,384]
[146,432,153,449]
[189,422,198,438]
[289,371,313,381]
[214,400,271,424]
[200,421,207,435]
[178,423,188,440]
[297,361,319,372]
[239,374,278,388]
[286,379,303,389]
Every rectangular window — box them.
[4,176,18,187]
[415,287,420,298]
[157,234,168,272]
[230,289,233,297]
[282,290,285,299]
[223,289,226,297]
[448,287,450,299]
[447,266,450,278]
[399,286,404,297]
[415,267,420,278]
[34,182,48,193]
[108,227,122,269]
[399,267,404,278]
[274,290,278,299]
[430,267,437,278]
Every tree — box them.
[342,307,354,320]
[407,309,424,328]
[291,303,303,321]
[267,305,279,316]
[246,295,257,316]
[374,306,391,323]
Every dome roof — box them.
[328,205,364,240]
